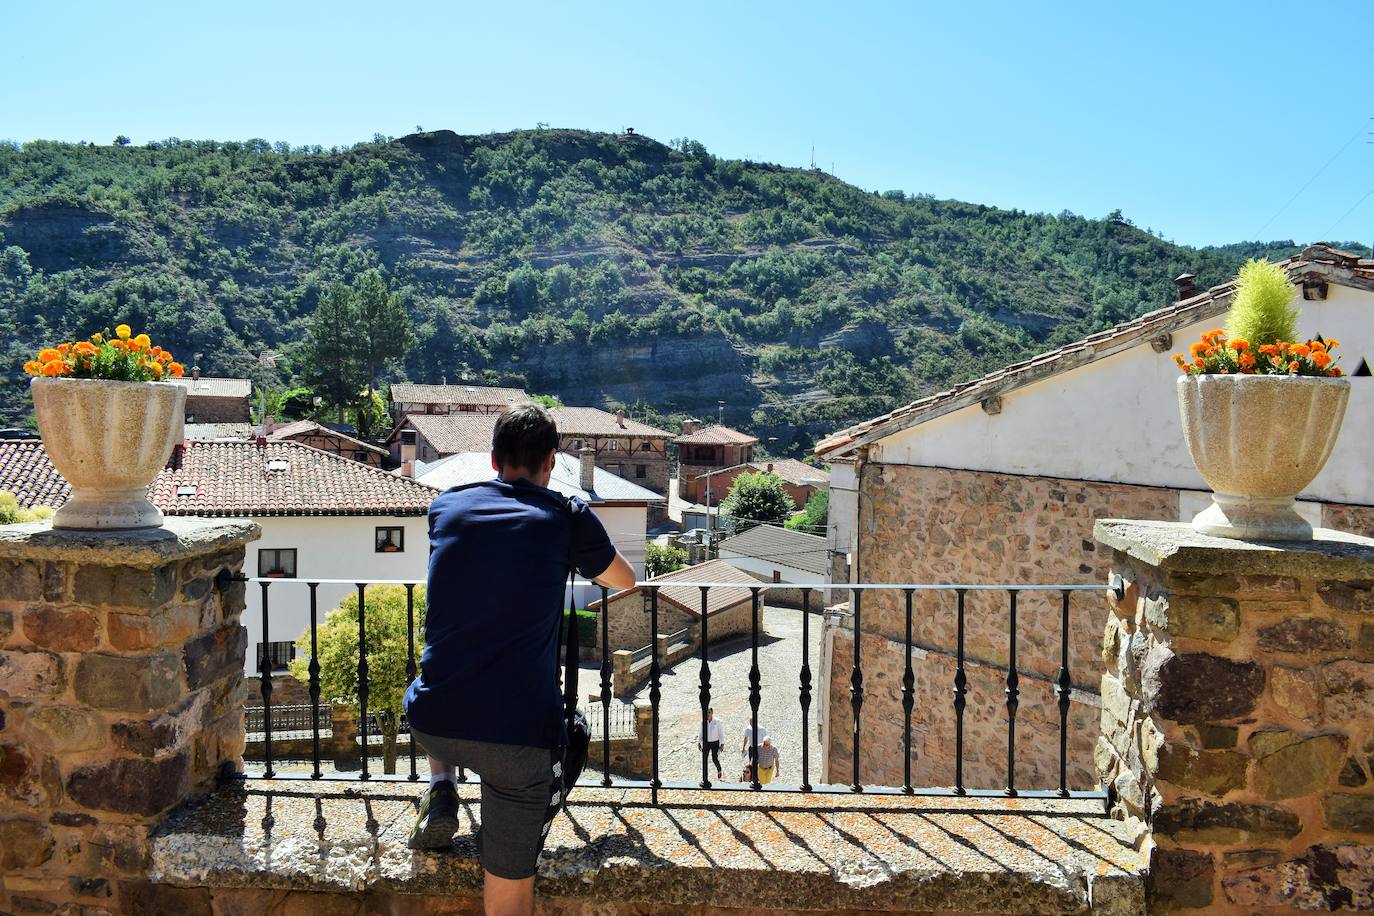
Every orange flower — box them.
[1230,339,1249,352]
[1292,344,1311,358]
[1328,367,1344,377]
[168,362,185,378]
[1289,361,1300,372]
[56,343,71,356]
[1205,346,1218,357]
[41,360,64,377]
[133,334,151,351]
[23,360,43,376]
[1326,339,1340,349]
[1193,357,1205,369]
[37,348,60,363]
[73,341,97,357]
[1278,342,1290,353]
[1239,353,1256,369]
[1312,351,1331,368]
[1189,342,1207,358]
[1309,339,1326,352]
[158,351,172,364]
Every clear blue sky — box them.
[4,0,1369,248]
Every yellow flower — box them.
[23,360,43,376]
[133,334,151,351]
[90,332,104,344]
[115,324,131,340]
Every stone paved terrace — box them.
[146,780,1146,913]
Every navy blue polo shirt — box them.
[404,478,616,749]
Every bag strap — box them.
[561,499,583,719]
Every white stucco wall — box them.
[242,515,431,676]
[717,550,824,586]
[871,284,1373,505]
[827,461,858,580]
[574,504,648,607]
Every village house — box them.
[414,448,662,608]
[385,412,498,465]
[387,382,526,421]
[812,244,1374,792]
[266,419,388,467]
[717,523,832,606]
[586,558,761,655]
[183,422,255,442]
[697,458,830,511]
[549,406,674,496]
[673,420,759,503]
[0,437,438,677]
[167,372,252,423]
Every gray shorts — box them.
[411,728,560,880]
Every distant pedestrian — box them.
[756,737,781,785]
[741,721,768,759]
[698,707,724,780]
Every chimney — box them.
[615,408,625,428]
[579,447,596,493]
[192,364,201,381]
[399,428,418,477]
[681,418,701,436]
[1174,273,1198,301]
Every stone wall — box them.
[1325,502,1374,540]
[827,463,1175,788]
[0,519,257,915]
[184,395,250,423]
[1095,519,1374,911]
[602,589,697,653]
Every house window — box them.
[607,440,619,451]
[257,640,296,673]
[571,438,585,450]
[605,463,622,477]
[258,548,297,578]
[376,527,405,553]
[693,446,716,461]
[635,464,647,479]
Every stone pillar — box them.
[1095,519,1374,910]
[0,518,258,913]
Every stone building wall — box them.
[184,395,251,423]
[1096,519,1374,910]
[603,591,696,653]
[0,519,257,914]
[1325,502,1374,540]
[827,463,1175,788]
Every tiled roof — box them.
[816,244,1374,457]
[398,414,499,455]
[268,420,388,456]
[674,425,759,446]
[588,559,757,617]
[389,383,527,407]
[415,451,663,504]
[0,440,70,509]
[719,524,831,577]
[699,459,829,487]
[166,377,252,398]
[152,441,438,517]
[549,407,673,439]
[183,423,255,442]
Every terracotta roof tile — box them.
[389,383,527,406]
[588,559,757,617]
[268,420,388,456]
[699,459,829,487]
[399,414,499,456]
[549,407,673,438]
[0,440,70,509]
[674,425,759,446]
[167,377,252,398]
[815,244,1372,457]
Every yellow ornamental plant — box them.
[21,324,185,382]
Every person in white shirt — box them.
[741,721,769,759]
[697,707,724,780]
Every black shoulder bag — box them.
[542,499,591,831]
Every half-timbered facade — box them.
[549,407,673,496]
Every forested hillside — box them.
[1,129,1360,446]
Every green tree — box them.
[785,488,829,534]
[721,471,793,532]
[113,135,131,146]
[303,283,367,422]
[291,585,425,775]
[352,268,414,403]
[645,542,688,578]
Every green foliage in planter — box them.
[1227,259,1299,347]
[0,490,53,524]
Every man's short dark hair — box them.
[492,403,559,472]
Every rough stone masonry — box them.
[1095,518,1374,911]
[0,518,258,914]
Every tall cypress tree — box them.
[304,283,366,423]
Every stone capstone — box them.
[66,752,188,816]
[1257,616,1350,653]
[1153,798,1302,845]
[1252,734,1347,800]
[73,652,180,713]
[1145,650,1265,723]
[1324,793,1374,834]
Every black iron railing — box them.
[235,577,1109,803]
[244,703,331,740]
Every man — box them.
[741,720,768,758]
[404,404,635,916]
[697,707,724,780]
[755,736,781,785]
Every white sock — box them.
[430,771,455,788]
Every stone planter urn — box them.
[1177,373,1350,541]
[30,377,185,530]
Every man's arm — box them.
[591,551,635,590]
